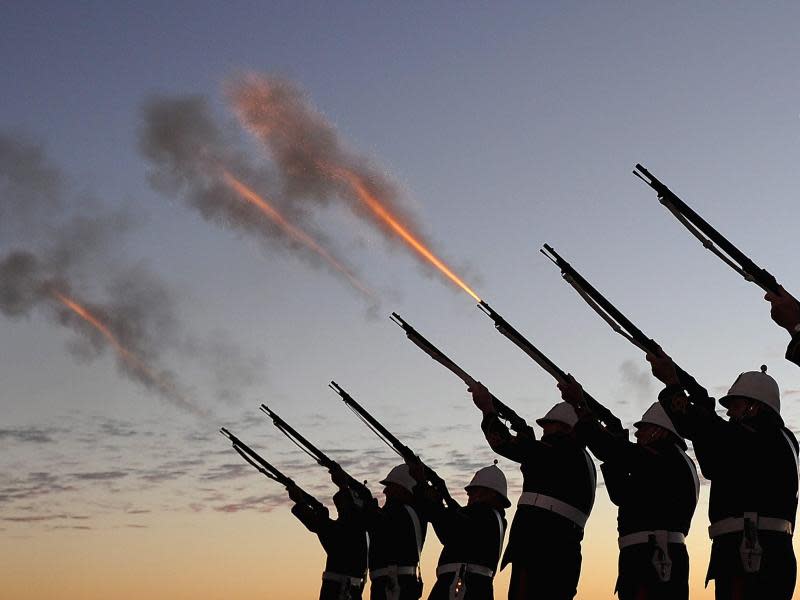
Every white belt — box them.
[370,566,417,580]
[436,563,494,578]
[518,492,589,528]
[322,571,364,587]
[708,516,793,538]
[618,531,686,549]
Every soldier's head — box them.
[634,402,684,448]
[465,463,511,509]
[719,366,781,424]
[380,464,415,504]
[536,402,578,442]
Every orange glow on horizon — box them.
[220,170,374,298]
[319,163,481,302]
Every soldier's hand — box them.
[329,465,349,490]
[765,286,800,334]
[469,381,495,414]
[407,457,426,483]
[287,485,305,504]
[557,373,585,408]
[646,347,680,386]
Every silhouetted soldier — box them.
[764,286,800,367]
[365,463,428,600]
[560,375,699,600]
[411,462,510,600]
[289,469,370,600]
[649,350,799,600]
[470,382,596,600]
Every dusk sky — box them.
[2,3,799,598]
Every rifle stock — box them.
[220,427,324,511]
[634,163,782,295]
[329,380,457,508]
[541,244,709,402]
[390,312,531,435]
[478,301,624,435]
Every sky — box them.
[1,2,799,598]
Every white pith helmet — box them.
[719,365,780,415]
[536,402,578,428]
[380,464,416,493]
[634,402,680,438]
[465,462,511,508]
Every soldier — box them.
[289,469,370,600]
[649,350,799,600]
[764,286,800,367]
[411,462,510,600]
[559,375,699,600]
[365,463,428,600]
[470,382,596,600]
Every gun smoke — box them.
[139,95,373,299]
[0,132,256,415]
[227,74,479,297]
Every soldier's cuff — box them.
[786,332,800,368]
[658,383,685,402]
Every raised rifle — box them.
[634,164,789,297]
[476,302,625,435]
[329,380,458,508]
[541,244,709,402]
[390,312,532,436]
[260,404,371,502]
[220,426,324,512]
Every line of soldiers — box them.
[258,288,800,600]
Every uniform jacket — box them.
[291,490,369,578]
[659,388,799,527]
[365,498,428,571]
[576,418,699,536]
[481,413,596,567]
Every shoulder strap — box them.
[492,509,505,542]
[583,448,597,510]
[780,429,799,499]
[404,505,423,562]
[675,444,700,502]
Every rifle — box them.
[476,302,625,435]
[329,380,458,508]
[390,312,532,436]
[541,244,709,401]
[634,164,786,296]
[260,404,371,502]
[220,427,324,512]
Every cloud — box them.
[70,471,130,481]
[0,427,58,443]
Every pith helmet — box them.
[719,366,780,415]
[536,402,578,428]
[465,463,511,508]
[634,402,680,437]
[380,463,416,493]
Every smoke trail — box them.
[0,132,256,414]
[227,75,453,266]
[138,95,373,299]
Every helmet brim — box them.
[465,484,511,508]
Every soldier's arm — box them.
[765,287,800,366]
[290,500,330,534]
[480,412,538,463]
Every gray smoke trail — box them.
[139,95,373,299]
[0,132,255,415]
[226,74,430,252]
[619,359,654,405]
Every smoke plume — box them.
[0,131,256,415]
[227,74,464,280]
[139,95,372,298]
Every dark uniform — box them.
[785,332,800,367]
[420,490,507,600]
[291,489,369,600]
[366,498,428,600]
[577,417,699,599]
[481,413,596,599]
[659,386,799,599]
